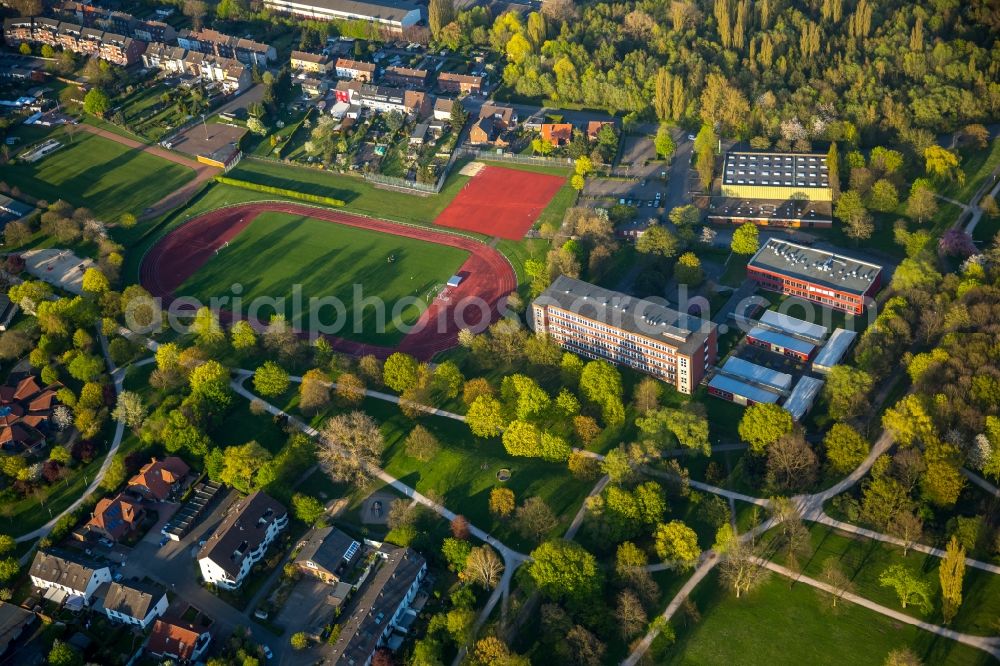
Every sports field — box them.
[434,165,567,239]
[4,130,195,220]
[173,211,469,346]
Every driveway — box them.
[274,578,340,643]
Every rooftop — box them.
[783,375,825,420]
[197,491,286,577]
[294,526,361,576]
[534,275,716,356]
[288,0,420,22]
[291,50,330,64]
[147,618,208,660]
[747,326,816,357]
[812,328,858,370]
[707,373,781,404]
[327,545,426,664]
[723,151,829,189]
[103,580,165,620]
[718,356,792,392]
[707,197,833,222]
[757,310,828,344]
[748,239,883,296]
[30,550,107,591]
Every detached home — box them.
[147,618,212,663]
[103,580,168,628]
[197,491,287,590]
[293,527,361,584]
[29,551,111,606]
[127,456,189,501]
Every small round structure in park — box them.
[496,468,512,482]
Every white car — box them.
[262,646,273,660]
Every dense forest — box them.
[433,0,999,144]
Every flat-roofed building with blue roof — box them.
[707,373,782,406]
[812,328,858,373]
[783,376,825,421]
[757,310,828,344]
[707,356,791,407]
[746,326,816,362]
[718,356,792,393]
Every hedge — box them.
[214,176,346,207]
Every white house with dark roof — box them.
[197,491,287,589]
[29,551,111,605]
[103,580,168,628]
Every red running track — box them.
[140,202,516,360]
[434,165,566,240]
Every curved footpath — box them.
[140,201,516,360]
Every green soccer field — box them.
[175,211,470,345]
[5,130,195,221]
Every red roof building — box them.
[147,619,212,663]
[86,494,144,541]
[0,374,58,454]
[127,457,190,501]
[540,123,573,147]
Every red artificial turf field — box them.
[140,202,515,360]
[434,165,566,239]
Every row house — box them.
[3,17,145,66]
[197,491,287,589]
[177,28,275,67]
[334,81,430,117]
[55,2,177,43]
[334,57,376,81]
[142,44,250,94]
[382,65,428,88]
[290,50,333,74]
[437,72,483,94]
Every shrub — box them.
[214,176,346,207]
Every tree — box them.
[405,425,439,462]
[189,360,231,407]
[47,640,81,666]
[887,509,923,557]
[730,222,759,255]
[653,520,700,569]
[738,403,794,454]
[939,535,965,624]
[674,252,703,285]
[442,538,472,572]
[290,632,309,650]
[835,190,874,241]
[451,514,471,540]
[299,368,331,413]
[254,361,289,397]
[823,423,869,474]
[462,545,504,589]
[317,411,385,486]
[879,564,931,611]
[923,145,963,183]
[870,179,899,212]
[0,330,31,360]
[636,224,679,259]
[579,360,624,426]
[636,407,710,455]
[67,353,104,382]
[79,267,110,295]
[819,558,854,608]
[183,0,208,30]
[230,320,257,353]
[383,352,419,392]
[292,493,326,524]
[515,497,558,543]
[719,536,767,598]
[112,390,146,431]
[882,395,935,447]
[616,589,648,640]
[633,377,661,414]
[0,556,18,583]
[429,0,456,36]
[489,487,515,518]
[654,125,675,159]
[467,395,505,438]
[83,88,110,117]
[528,540,601,604]
[335,372,366,405]
[823,365,873,420]
[766,433,819,491]
[219,441,274,494]
[906,180,938,223]
[884,648,923,666]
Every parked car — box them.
[254,608,269,620]
[687,134,696,141]
[158,536,169,548]
[98,537,114,548]
[262,646,273,660]
[113,572,124,582]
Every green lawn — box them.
[658,572,993,665]
[174,211,469,345]
[5,130,195,220]
[225,159,476,228]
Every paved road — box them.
[756,558,1000,660]
[76,124,217,220]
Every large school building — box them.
[532,276,718,394]
[747,239,882,315]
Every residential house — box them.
[403,90,431,118]
[0,374,58,454]
[197,491,288,589]
[261,0,422,33]
[291,50,333,74]
[335,81,429,116]
[103,580,168,628]
[301,77,329,97]
[177,28,275,66]
[437,72,483,94]
[293,527,361,584]
[147,618,212,663]
[54,2,177,43]
[327,545,427,666]
[432,97,454,122]
[29,551,111,606]
[382,65,428,88]
[85,494,144,542]
[409,122,429,145]
[468,116,508,148]
[540,123,573,147]
[0,601,36,658]
[2,18,146,66]
[334,58,376,81]
[587,120,615,140]
[127,456,190,502]
[479,103,517,128]
[0,295,18,332]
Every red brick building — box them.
[747,239,882,315]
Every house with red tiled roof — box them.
[85,494,144,541]
[0,373,59,454]
[127,457,190,501]
[587,120,615,140]
[540,123,573,147]
[147,618,212,663]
